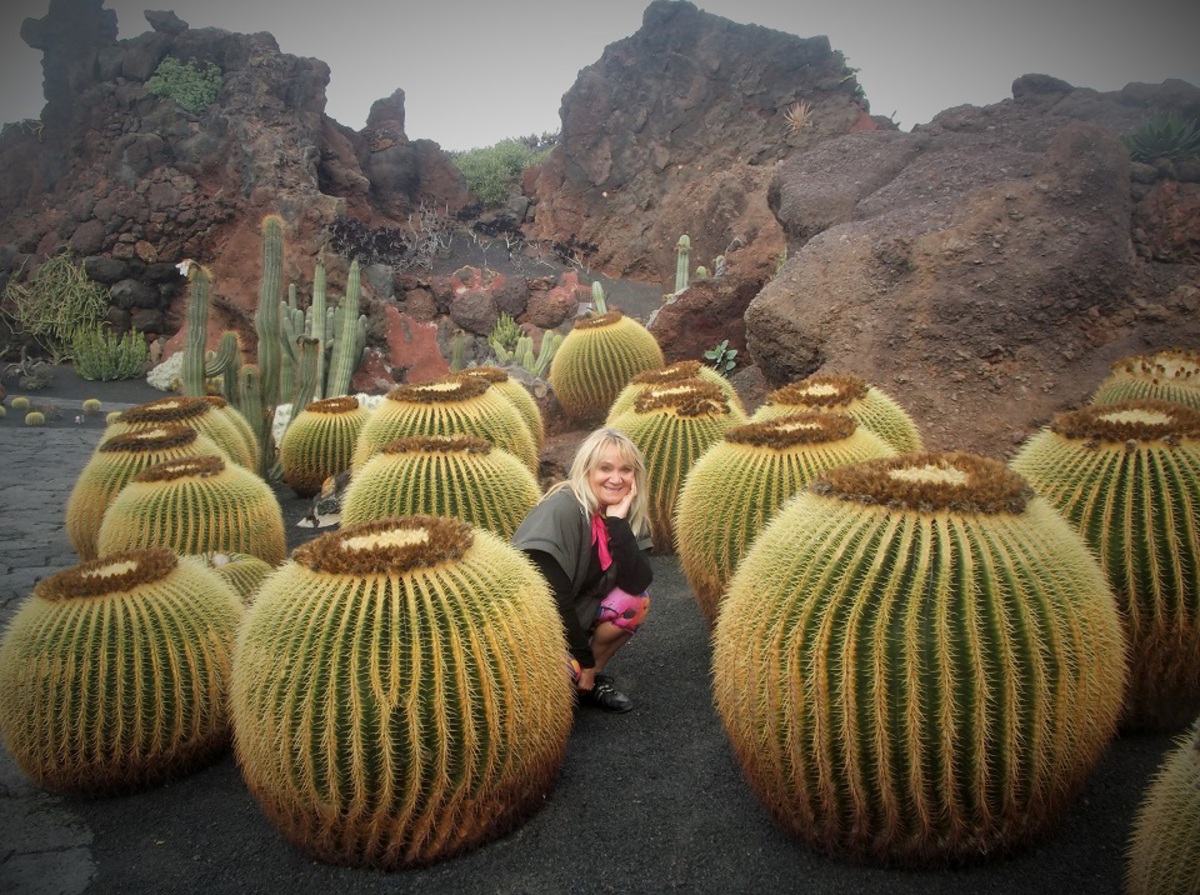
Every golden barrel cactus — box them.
[750,373,923,454]
[66,425,230,561]
[0,548,243,795]
[342,434,541,539]
[1010,399,1200,732]
[548,309,665,421]
[713,452,1126,866]
[1090,348,1200,412]
[96,454,287,566]
[202,395,261,471]
[459,365,545,448]
[1126,716,1200,895]
[231,516,573,869]
[200,551,275,604]
[279,395,369,497]
[610,380,747,553]
[606,359,745,421]
[101,395,256,469]
[675,412,896,626]
[351,376,537,475]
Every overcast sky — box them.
[2,0,1198,151]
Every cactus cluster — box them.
[102,395,255,469]
[548,309,665,421]
[231,516,573,868]
[278,395,369,497]
[1090,348,1200,412]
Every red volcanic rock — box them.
[381,305,449,384]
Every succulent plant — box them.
[343,434,541,539]
[102,395,256,470]
[66,425,231,560]
[24,411,45,426]
[458,365,545,448]
[675,412,897,626]
[350,375,538,475]
[750,373,923,454]
[0,548,243,795]
[713,452,1126,866]
[548,309,665,421]
[1010,399,1200,732]
[11,396,30,411]
[606,359,745,421]
[609,380,747,552]
[278,395,369,497]
[231,515,573,868]
[202,395,260,471]
[1090,348,1200,412]
[1126,716,1200,895]
[96,454,287,566]
[200,551,275,604]
[82,398,103,415]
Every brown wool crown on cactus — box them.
[607,359,745,421]
[103,396,255,469]
[1091,348,1200,412]
[458,365,546,447]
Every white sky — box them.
[2,0,1197,151]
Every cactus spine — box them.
[1126,716,1200,895]
[231,516,573,868]
[278,395,370,497]
[548,310,665,421]
[0,548,243,794]
[713,452,1126,866]
[1009,399,1200,731]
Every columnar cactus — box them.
[750,373,923,454]
[1009,399,1200,732]
[1126,716,1200,895]
[201,551,275,605]
[675,412,896,626]
[713,452,1126,866]
[458,365,545,449]
[350,375,538,475]
[278,395,370,497]
[342,435,541,539]
[96,455,288,566]
[609,380,747,552]
[548,310,665,421]
[102,395,256,470]
[66,426,230,560]
[0,548,243,794]
[1090,348,1200,412]
[231,516,573,868]
[606,359,745,421]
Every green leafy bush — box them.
[72,325,150,381]
[1,253,109,363]
[1124,112,1200,163]
[146,56,223,115]
[452,138,550,206]
[704,339,738,376]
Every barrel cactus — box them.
[201,551,275,604]
[713,452,1126,866]
[1091,348,1200,412]
[548,309,665,421]
[351,375,538,475]
[606,359,745,421]
[101,395,256,469]
[750,373,923,454]
[202,395,260,471]
[676,412,896,626]
[1010,399,1200,732]
[0,548,243,795]
[342,434,541,539]
[1126,715,1200,895]
[231,515,573,868]
[459,365,545,449]
[610,380,747,552]
[96,454,287,566]
[278,395,369,497]
[66,425,230,560]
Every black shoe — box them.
[581,676,633,713]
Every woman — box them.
[513,427,653,713]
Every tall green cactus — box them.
[326,259,367,399]
[231,516,573,868]
[675,234,691,293]
[182,265,211,397]
[254,215,284,414]
[713,452,1126,866]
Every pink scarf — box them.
[591,513,613,570]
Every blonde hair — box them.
[549,427,650,537]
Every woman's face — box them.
[589,443,635,510]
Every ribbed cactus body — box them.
[66,426,230,560]
[1010,399,1200,732]
[231,516,573,868]
[279,395,369,497]
[1091,348,1200,412]
[606,359,745,421]
[548,310,665,420]
[351,376,537,475]
[0,549,243,794]
[675,413,896,626]
[713,453,1126,866]
[460,366,545,448]
[203,396,260,471]
[1126,717,1200,895]
[96,455,287,566]
[750,373,923,454]
[342,435,541,539]
[610,380,746,552]
[201,551,274,604]
[102,395,255,469]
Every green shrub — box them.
[71,325,150,381]
[1,253,109,363]
[1124,112,1200,163]
[146,56,223,115]
[452,138,548,206]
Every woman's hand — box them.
[605,476,637,520]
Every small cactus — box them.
[82,398,103,415]
[11,396,30,411]
[24,411,45,426]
